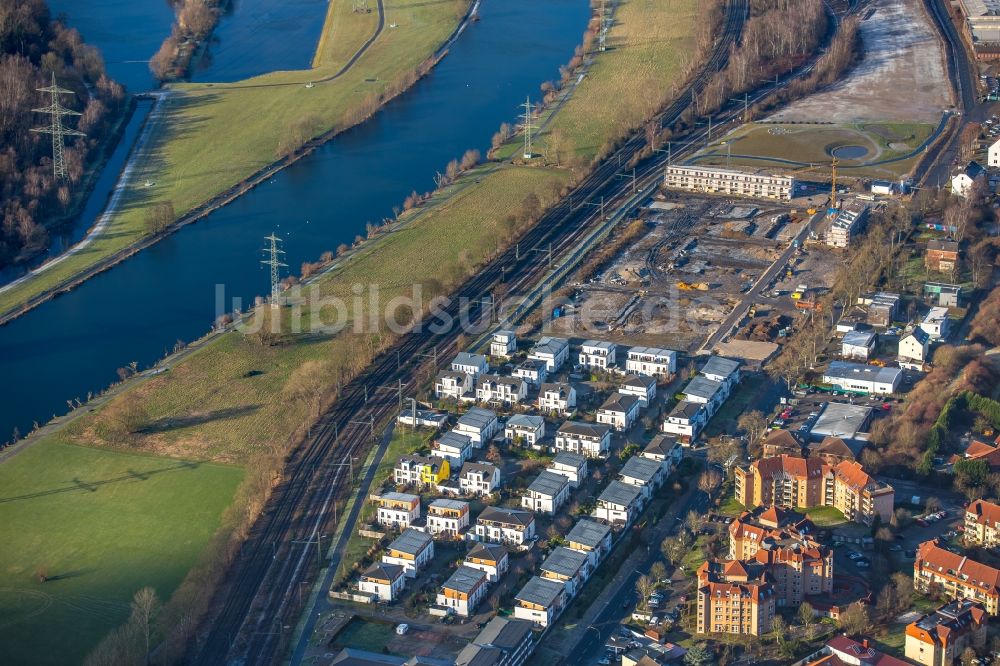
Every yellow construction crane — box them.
[792,157,839,216]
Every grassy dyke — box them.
[0,439,242,665]
[0,0,469,317]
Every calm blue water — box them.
[0,0,589,440]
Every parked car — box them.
[848,551,863,560]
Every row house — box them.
[597,392,640,431]
[513,359,547,387]
[436,565,489,617]
[538,383,577,416]
[625,346,676,378]
[555,421,611,458]
[434,431,473,468]
[451,351,490,377]
[579,340,617,371]
[695,560,775,636]
[914,539,1000,614]
[618,455,664,502]
[701,355,741,394]
[966,499,1000,548]
[393,454,450,489]
[435,370,473,401]
[592,480,643,527]
[505,414,545,446]
[548,452,587,488]
[458,461,500,496]
[358,562,406,603]
[476,375,528,407]
[490,330,517,358]
[382,528,434,578]
[454,407,500,447]
[522,471,570,515]
[474,506,536,549]
[619,374,656,407]
[905,600,988,666]
[640,434,683,476]
[464,542,510,583]
[682,376,726,418]
[528,336,570,372]
[566,519,613,570]
[373,492,421,530]
[426,499,470,538]
[540,546,590,597]
[514,576,567,628]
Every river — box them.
[0,0,590,441]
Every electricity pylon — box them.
[261,233,287,308]
[522,97,533,160]
[31,73,85,180]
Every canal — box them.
[0,0,590,441]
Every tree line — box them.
[0,0,125,269]
[149,0,227,81]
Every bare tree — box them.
[636,575,656,610]
[132,586,161,664]
[145,201,174,234]
[737,410,768,452]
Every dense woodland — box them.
[0,0,125,269]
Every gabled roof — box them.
[683,376,724,401]
[441,565,487,594]
[540,546,588,579]
[598,480,643,507]
[540,382,574,397]
[362,562,405,583]
[476,374,525,390]
[466,542,508,564]
[527,471,569,498]
[903,327,930,345]
[599,392,640,413]
[701,356,740,378]
[842,330,876,347]
[551,451,587,469]
[557,420,611,439]
[566,519,612,549]
[967,499,1000,529]
[515,576,564,607]
[619,456,662,484]
[457,408,498,430]
[643,434,679,457]
[812,436,858,461]
[388,529,433,555]
[506,414,544,429]
[667,400,704,420]
[621,374,657,389]
[763,429,802,453]
[437,431,473,449]
[478,506,535,527]
[459,461,499,478]
[453,352,488,368]
[916,538,1000,595]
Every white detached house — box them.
[538,383,577,416]
[451,351,490,377]
[555,421,612,458]
[625,346,677,378]
[522,471,570,515]
[476,375,528,406]
[454,407,500,447]
[619,374,656,407]
[596,392,641,431]
[505,414,546,446]
[579,340,617,371]
[528,336,570,372]
[899,327,930,370]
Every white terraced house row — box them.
[555,421,612,458]
[625,346,677,378]
[548,452,587,488]
[522,471,570,515]
[592,480,644,526]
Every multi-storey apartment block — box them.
[695,560,776,636]
[914,539,1000,614]
[965,499,1000,548]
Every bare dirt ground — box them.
[769,0,953,123]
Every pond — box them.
[830,144,869,160]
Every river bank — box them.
[0,0,473,322]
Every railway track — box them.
[189,3,752,663]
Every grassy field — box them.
[0,0,469,317]
[803,505,847,528]
[0,439,242,665]
[535,0,698,165]
[688,121,937,180]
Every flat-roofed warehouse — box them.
[664,165,796,200]
[959,0,1000,44]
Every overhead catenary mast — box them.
[261,233,287,308]
[31,72,85,180]
[522,97,533,160]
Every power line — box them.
[261,233,287,308]
[31,72,85,180]
[522,96,533,160]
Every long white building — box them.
[664,165,796,200]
